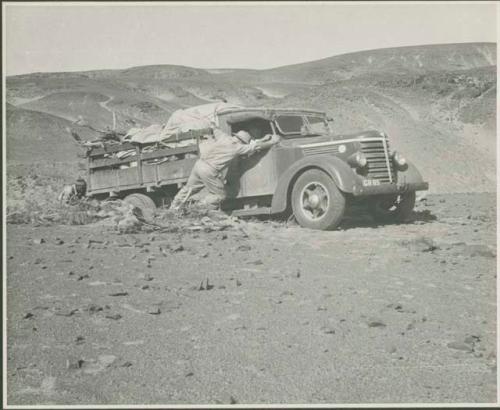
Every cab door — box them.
[224,119,279,198]
[237,148,278,197]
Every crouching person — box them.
[171,126,280,210]
[58,177,87,204]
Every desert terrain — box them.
[5,42,497,405]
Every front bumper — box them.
[352,181,429,196]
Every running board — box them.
[231,207,272,217]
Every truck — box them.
[83,105,428,230]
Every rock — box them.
[236,280,242,287]
[185,372,194,377]
[172,244,184,252]
[105,313,122,320]
[117,215,142,233]
[23,312,34,319]
[141,273,154,281]
[55,308,79,317]
[77,274,90,281]
[109,292,129,297]
[54,238,64,245]
[33,238,45,245]
[200,252,209,258]
[121,361,133,368]
[66,358,85,370]
[321,326,335,334]
[447,341,473,352]
[148,307,161,315]
[99,354,117,368]
[368,320,386,328]
[464,335,481,344]
[464,244,496,258]
[85,304,103,314]
[296,269,301,278]
[388,303,403,311]
[402,237,439,253]
[198,278,213,290]
[229,396,238,405]
[236,245,251,252]
[75,336,85,345]
[247,259,264,265]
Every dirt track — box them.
[6,192,497,405]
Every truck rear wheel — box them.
[124,193,157,221]
[291,169,346,230]
[369,191,416,223]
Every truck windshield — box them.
[275,114,329,136]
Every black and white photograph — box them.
[2,1,498,407]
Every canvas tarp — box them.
[123,102,242,145]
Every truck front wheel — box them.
[124,193,157,221]
[369,191,416,223]
[291,169,346,230]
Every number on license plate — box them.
[363,179,381,187]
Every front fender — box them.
[270,155,357,214]
[396,161,425,185]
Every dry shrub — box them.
[7,173,66,225]
[6,173,241,234]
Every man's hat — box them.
[234,130,252,144]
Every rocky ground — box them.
[5,192,497,405]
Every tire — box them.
[124,193,157,221]
[291,169,346,230]
[369,191,416,223]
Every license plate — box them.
[363,179,381,187]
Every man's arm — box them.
[254,134,281,152]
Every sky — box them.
[3,2,497,76]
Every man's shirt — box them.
[200,128,257,172]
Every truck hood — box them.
[281,130,384,147]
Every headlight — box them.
[392,151,407,169]
[348,151,367,168]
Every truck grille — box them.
[302,144,340,156]
[360,139,394,183]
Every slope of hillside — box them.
[267,65,496,193]
[6,103,97,164]
[259,43,496,83]
[5,42,497,193]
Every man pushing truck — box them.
[170,124,281,210]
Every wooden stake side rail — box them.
[87,128,210,157]
[88,144,199,169]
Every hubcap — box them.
[300,182,329,220]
